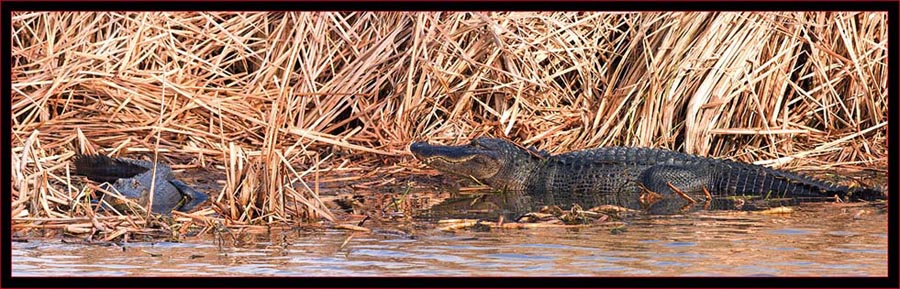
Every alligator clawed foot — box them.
[638,186,664,209]
[679,202,695,213]
[701,185,712,209]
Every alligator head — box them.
[410,137,543,191]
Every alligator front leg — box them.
[170,179,209,212]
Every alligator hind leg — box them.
[637,183,699,214]
[639,165,713,203]
[664,182,703,213]
[665,182,697,203]
[668,184,715,211]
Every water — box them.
[12,203,887,276]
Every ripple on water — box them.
[219,264,297,275]
[583,264,639,273]
[25,268,84,276]
[347,260,417,270]
[515,243,571,249]
[439,244,494,251]
[77,270,131,276]
[768,228,815,235]
[11,264,38,271]
[771,247,798,251]
[657,252,707,260]
[681,272,722,277]
[411,253,468,263]
[733,265,781,275]
[11,256,51,263]
[650,261,690,267]
[482,253,554,262]
[458,261,507,269]
[349,248,414,259]
[827,231,860,237]
[518,263,559,272]
[177,262,220,268]
[827,247,887,255]
[662,242,697,248]
[380,238,417,244]
[41,255,83,260]
[298,255,349,264]
[576,254,641,263]
[820,263,863,270]
[225,251,271,257]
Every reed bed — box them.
[10,12,888,240]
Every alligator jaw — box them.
[419,154,479,164]
[410,141,502,180]
[410,141,480,160]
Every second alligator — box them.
[73,154,209,215]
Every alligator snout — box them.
[410,141,478,161]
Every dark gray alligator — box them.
[410,137,883,213]
[72,154,209,215]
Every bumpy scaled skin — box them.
[411,137,884,212]
[72,154,209,215]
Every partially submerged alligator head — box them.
[411,137,884,212]
[410,138,546,192]
[73,154,209,215]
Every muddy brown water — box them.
[12,202,887,276]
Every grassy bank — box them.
[10,12,887,239]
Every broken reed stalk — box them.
[10,12,887,238]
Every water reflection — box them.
[419,189,821,221]
[12,202,887,277]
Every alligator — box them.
[72,154,209,215]
[410,137,884,214]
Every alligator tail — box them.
[839,186,885,202]
[724,163,884,202]
[72,154,149,183]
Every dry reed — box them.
[10,12,887,240]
